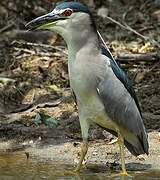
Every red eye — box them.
[63,9,73,16]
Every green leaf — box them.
[34,113,42,125]
[34,113,59,128]
[44,116,59,128]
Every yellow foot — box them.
[111,172,131,179]
[74,142,88,172]
[121,170,128,176]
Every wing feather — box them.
[97,32,148,155]
[97,70,148,155]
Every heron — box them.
[26,1,149,175]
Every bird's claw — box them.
[121,171,128,176]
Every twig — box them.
[11,41,68,55]
[106,16,147,39]
[139,26,155,33]
[0,77,16,84]
[122,6,133,22]
[13,47,56,58]
[105,16,160,49]
[15,53,61,60]
[0,22,15,33]
[124,22,147,40]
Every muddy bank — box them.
[0,132,160,173]
[26,132,160,171]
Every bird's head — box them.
[26,1,96,42]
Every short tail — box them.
[104,127,149,156]
[124,130,149,156]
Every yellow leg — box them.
[117,132,128,176]
[74,142,88,172]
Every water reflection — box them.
[0,152,160,180]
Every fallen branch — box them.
[116,52,160,62]
[143,112,160,121]
[10,96,71,113]
[25,98,63,112]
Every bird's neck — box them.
[66,30,100,64]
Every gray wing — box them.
[97,64,149,156]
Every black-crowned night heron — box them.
[26,1,149,175]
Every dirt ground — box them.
[0,0,160,172]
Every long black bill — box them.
[25,12,60,30]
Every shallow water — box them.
[0,152,160,180]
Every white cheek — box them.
[50,22,68,41]
[56,19,68,27]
